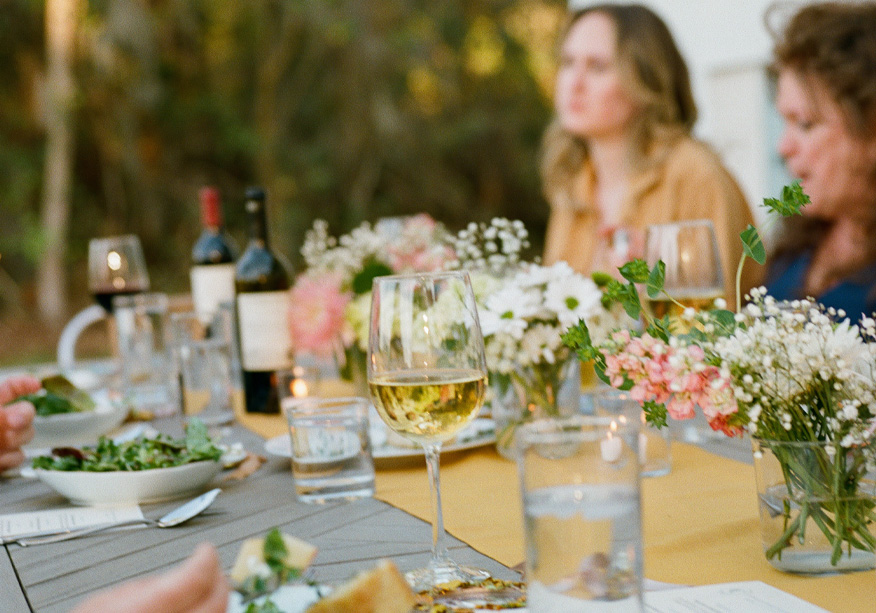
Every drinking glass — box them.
[171,310,236,426]
[517,416,643,611]
[645,220,723,442]
[368,271,490,591]
[89,235,150,312]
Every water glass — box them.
[282,396,375,504]
[589,389,671,478]
[113,292,176,416]
[516,416,643,612]
[171,310,236,425]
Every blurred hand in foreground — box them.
[71,542,229,613]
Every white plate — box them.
[228,584,326,613]
[29,390,129,449]
[34,461,223,505]
[265,418,497,463]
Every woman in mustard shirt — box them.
[541,4,758,306]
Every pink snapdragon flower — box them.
[604,333,676,405]
[601,332,740,435]
[288,274,351,357]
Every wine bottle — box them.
[190,186,239,324]
[234,187,293,414]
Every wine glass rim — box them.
[516,415,635,446]
[371,270,471,282]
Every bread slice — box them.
[230,533,317,586]
[307,559,416,613]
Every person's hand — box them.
[71,542,229,613]
[0,375,40,471]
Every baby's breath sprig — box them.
[445,218,530,276]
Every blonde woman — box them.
[541,4,758,306]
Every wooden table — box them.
[2,421,515,612]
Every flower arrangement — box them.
[288,216,532,363]
[288,215,452,358]
[474,260,625,456]
[562,183,876,571]
[478,261,617,375]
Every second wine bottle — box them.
[234,187,293,413]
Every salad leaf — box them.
[18,375,96,416]
[31,419,222,471]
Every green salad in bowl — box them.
[32,419,222,471]
[31,420,225,505]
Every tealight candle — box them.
[600,422,623,463]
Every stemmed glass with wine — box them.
[644,219,724,442]
[644,220,724,322]
[367,271,490,592]
[89,235,150,311]
[57,235,150,372]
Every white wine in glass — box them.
[368,271,490,592]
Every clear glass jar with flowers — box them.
[562,183,876,573]
[477,261,624,459]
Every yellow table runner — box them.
[238,409,874,613]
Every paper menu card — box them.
[644,580,829,613]
[0,505,143,543]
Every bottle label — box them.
[191,264,236,325]
[237,291,293,371]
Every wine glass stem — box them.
[423,442,451,567]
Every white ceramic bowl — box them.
[29,391,129,449]
[34,460,223,505]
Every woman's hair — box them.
[540,4,696,209]
[773,1,876,138]
[771,2,876,260]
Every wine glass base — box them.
[405,563,490,593]
[406,564,527,608]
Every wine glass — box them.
[89,235,150,312]
[644,220,724,321]
[644,219,723,442]
[368,271,490,592]
[57,235,150,372]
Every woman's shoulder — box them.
[660,136,734,179]
[649,135,747,203]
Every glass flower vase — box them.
[752,438,876,573]
[493,354,580,460]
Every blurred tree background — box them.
[0,0,565,364]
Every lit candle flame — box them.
[291,379,309,397]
